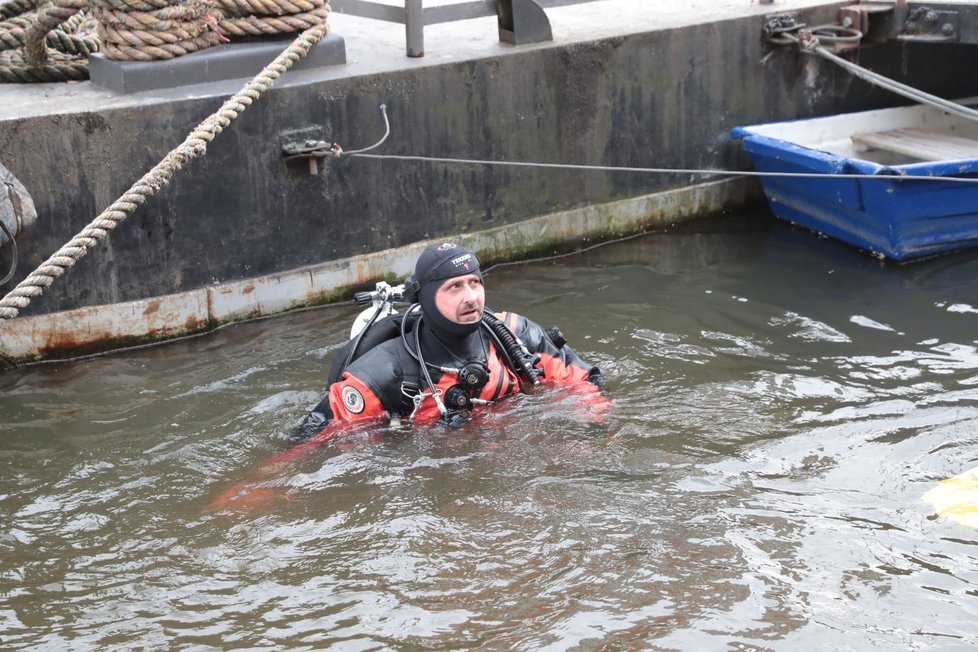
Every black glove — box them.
[587,371,607,394]
[296,411,328,441]
[442,410,469,429]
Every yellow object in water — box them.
[923,466,978,529]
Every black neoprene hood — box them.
[413,242,484,339]
[413,242,482,288]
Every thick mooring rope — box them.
[1,6,94,56]
[215,0,329,39]
[1,0,35,18]
[0,11,330,323]
[0,0,331,80]
[0,0,96,81]
[23,0,85,64]
[93,0,224,61]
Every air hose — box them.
[481,311,541,387]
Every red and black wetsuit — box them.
[299,311,604,436]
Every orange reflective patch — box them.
[329,373,385,421]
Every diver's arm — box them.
[297,394,335,440]
[296,372,390,440]
[582,365,607,392]
[515,314,610,421]
[512,313,604,389]
[327,372,389,422]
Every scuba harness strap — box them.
[497,310,519,332]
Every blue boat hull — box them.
[733,126,978,261]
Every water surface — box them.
[2,215,978,649]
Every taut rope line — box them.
[344,152,978,185]
[767,24,978,124]
[0,11,330,324]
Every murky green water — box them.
[3,215,978,649]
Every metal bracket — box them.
[497,0,553,46]
[280,126,335,176]
[839,6,873,37]
[763,10,861,52]
[898,6,958,43]
[763,13,802,44]
[282,140,335,175]
[837,2,970,44]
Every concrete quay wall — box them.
[1,2,977,360]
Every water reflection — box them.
[2,216,978,648]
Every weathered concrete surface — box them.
[1,1,978,361]
[0,179,751,361]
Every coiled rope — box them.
[214,0,330,40]
[91,0,224,62]
[0,0,332,81]
[0,9,330,323]
[0,0,96,81]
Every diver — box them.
[298,241,607,438]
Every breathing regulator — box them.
[351,281,406,339]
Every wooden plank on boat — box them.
[851,128,978,161]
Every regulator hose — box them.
[481,311,541,387]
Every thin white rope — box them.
[349,152,978,184]
[339,104,390,155]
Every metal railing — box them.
[330,0,602,57]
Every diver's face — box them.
[434,274,485,324]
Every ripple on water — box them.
[4,224,978,648]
